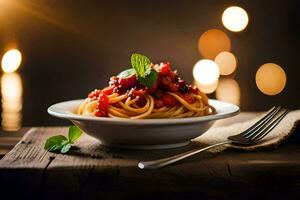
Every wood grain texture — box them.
[0,127,30,158]
[0,113,300,200]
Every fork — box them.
[138,106,289,169]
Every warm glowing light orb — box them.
[1,73,23,100]
[1,49,22,73]
[222,6,249,32]
[193,59,220,85]
[216,78,240,105]
[255,63,286,95]
[194,79,218,94]
[215,51,237,75]
[1,73,23,131]
[193,59,220,94]
[198,29,231,59]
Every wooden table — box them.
[0,113,300,200]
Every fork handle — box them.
[138,141,231,169]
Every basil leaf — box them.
[68,126,83,144]
[130,53,158,87]
[144,64,152,76]
[118,68,136,79]
[44,135,68,151]
[138,69,158,88]
[131,53,151,78]
[60,143,72,154]
[44,126,83,154]
[49,143,65,152]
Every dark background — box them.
[0,0,299,126]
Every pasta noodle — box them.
[77,91,215,119]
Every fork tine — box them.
[243,107,282,138]
[241,106,281,137]
[250,109,289,142]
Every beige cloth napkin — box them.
[193,110,300,151]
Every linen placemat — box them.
[194,110,300,152]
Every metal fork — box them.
[138,107,289,169]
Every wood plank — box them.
[0,113,299,199]
[0,127,30,157]
[0,128,61,168]
[43,134,300,199]
[0,127,65,199]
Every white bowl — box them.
[48,99,239,149]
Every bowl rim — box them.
[48,99,240,125]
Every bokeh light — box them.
[1,73,23,131]
[1,49,22,73]
[193,59,220,84]
[222,6,249,32]
[193,59,220,94]
[194,79,218,94]
[216,78,240,106]
[198,29,231,59]
[215,51,237,75]
[256,63,286,95]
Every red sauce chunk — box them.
[118,74,138,89]
[95,93,109,117]
[102,86,114,95]
[160,94,178,107]
[88,89,101,100]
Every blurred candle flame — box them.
[1,72,23,131]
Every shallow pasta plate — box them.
[48,99,239,149]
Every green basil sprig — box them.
[118,53,158,88]
[44,126,82,154]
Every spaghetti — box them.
[77,56,215,119]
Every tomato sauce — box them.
[88,62,201,111]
